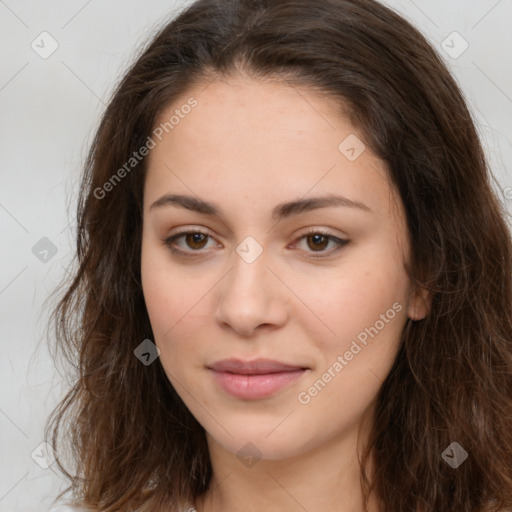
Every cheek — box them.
[141,236,194,325]
[141,241,185,341]
[141,263,175,334]
[292,252,409,346]
[294,260,408,423]
[141,242,213,372]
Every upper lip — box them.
[208,358,307,375]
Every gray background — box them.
[1,1,511,511]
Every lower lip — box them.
[210,369,307,399]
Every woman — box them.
[46,0,512,511]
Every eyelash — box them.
[163,228,349,259]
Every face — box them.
[141,75,427,462]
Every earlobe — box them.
[407,287,431,321]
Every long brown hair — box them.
[45,0,512,510]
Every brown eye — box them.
[184,232,209,250]
[164,229,349,259]
[294,229,349,258]
[164,230,216,256]
[305,234,329,252]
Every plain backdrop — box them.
[0,1,511,511]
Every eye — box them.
[163,230,217,256]
[163,228,349,258]
[292,228,349,258]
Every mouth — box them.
[208,358,308,374]
[207,358,310,399]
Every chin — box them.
[205,419,317,463]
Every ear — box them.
[407,286,431,321]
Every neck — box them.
[194,409,380,512]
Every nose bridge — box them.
[214,239,288,334]
[225,241,271,306]
[227,233,270,291]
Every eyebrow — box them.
[149,193,371,219]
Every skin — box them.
[140,74,429,512]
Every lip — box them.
[208,358,309,400]
[208,358,307,374]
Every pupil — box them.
[309,234,327,251]
[188,233,207,249]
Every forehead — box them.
[144,75,401,225]
[153,75,348,156]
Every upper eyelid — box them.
[165,228,348,254]
[166,227,346,243]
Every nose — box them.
[214,250,289,337]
